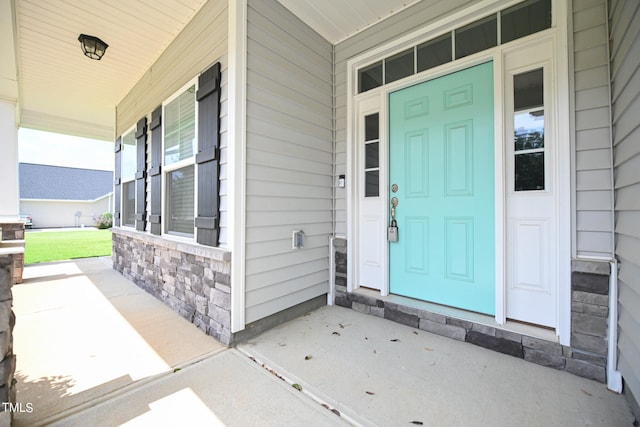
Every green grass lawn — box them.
[24,229,112,264]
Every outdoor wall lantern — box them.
[78,34,108,60]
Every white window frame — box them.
[161,78,199,241]
[121,126,137,228]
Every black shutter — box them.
[195,62,221,246]
[149,106,162,236]
[114,136,122,226]
[135,117,148,232]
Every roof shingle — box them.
[19,163,113,200]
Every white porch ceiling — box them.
[6,0,208,141]
[276,0,420,44]
[2,0,421,142]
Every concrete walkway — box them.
[12,258,635,426]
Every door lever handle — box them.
[389,197,399,242]
[390,197,398,227]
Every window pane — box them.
[515,152,544,191]
[514,68,543,111]
[417,33,452,73]
[514,111,544,151]
[166,165,194,235]
[122,131,137,178]
[164,85,196,165]
[365,113,379,141]
[358,61,383,93]
[455,15,497,59]
[365,142,379,169]
[385,48,414,84]
[123,181,135,227]
[501,0,552,44]
[365,170,379,197]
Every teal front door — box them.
[389,62,495,315]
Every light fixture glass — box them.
[78,34,108,60]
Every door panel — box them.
[389,62,495,315]
[445,120,473,196]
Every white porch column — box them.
[0,99,19,221]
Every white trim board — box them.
[228,0,248,333]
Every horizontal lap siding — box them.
[245,0,333,323]
[333,0,476,237]
[573,0,614,258]
[610,0,640,406]
[115,0,230,246]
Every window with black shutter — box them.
[114,62,221,247]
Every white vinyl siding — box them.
[244,0,333,323]
[610,0,640,407]
[573,0,614,258]
[115,0,229,246]
[333,0,475,236]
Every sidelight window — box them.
[364,113,380,197]
[513,68,545,191]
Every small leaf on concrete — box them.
[173,368,181,373]
[413,331,419,335]
[305,355,312,360]
[424,347,434,352]
[332,332,341,336]
[581,389,592,396]
[366,391,375,395]
[331,409,341,416]
[390,339,400,342]
[292,383,303,391]
[410,422,424,425]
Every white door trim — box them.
[346,0,571,345]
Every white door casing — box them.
[346,0,571,344]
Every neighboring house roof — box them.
[19,163,113,200]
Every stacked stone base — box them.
[112,228,232,345]
[334,241,610,383]
[0,223,24,284]
[0,256,16,427]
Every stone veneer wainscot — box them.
[0,223,24,284]
[0,255,17,427]
[112,228,232,345]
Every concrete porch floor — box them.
[12,258,634,426]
